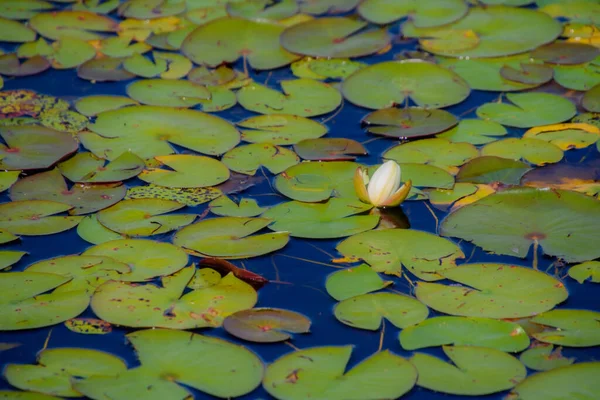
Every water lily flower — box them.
[354,160,412,208]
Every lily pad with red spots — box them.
[223,308,311,343]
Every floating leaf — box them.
[384,138,477,173]
[82,106,240,160]
[139,154,230,188]
[77,57,136,82]
[198,258,269,290]
[181,17,300,70]
[209,196,265,217]
[568,261,600,283]
[342,60,470,110]
[153,51,192,80]
[0,171,19,193]
[481,138,563,166]
[400,316,529,352]
[520,344,575,371]
[126,79,211,108]
[118,0,185,19]
[29,10,117,41]
[0,125,78,170]
[358,0,467,27]
[187,65,248,88]
[476,93,577,128]
[415,263,568,318]
[0,54,51,77]
[238,114,328,145]
[500,63,554,85]
[325,264,392,301]
[582,83,600,112]
[280,17,389,58]
[0,271,89,330]
[58,151,144,183]
[222,143,299,175]
[531,41,600,65]
[94,36,151,58]
[441,187,600,262]
[531,309,600,347]
[82,238,188,281]
[237,79,341,117]
[523,123,600,150]
[0,251,27,270]
[411,346,526,395]
[298,0,359,14]
[73,0,120,14]
[65,318,112,335]
[335,229,464,279]
[424,183,479,211]
[292,58,366,80]
[10,169,125,215]
[0,17,37,42]
[363,107,458,139]
[47,37,96,69]
[122,53,167,78]
[0,0,54,20]
[263,347,417,400]
[294,138,367,161]
[125,184,222,206]
[0,200,82,236]
[227,0,298,21]
[457,155,531,184]
[76,214,124,245]
[223,308,311,343]
[174,217,289,259]
[437,118,508,145]
[334,292,428,331]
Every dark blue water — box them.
[1,24,599,400]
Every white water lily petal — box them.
[367,160,401,206]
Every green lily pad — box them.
[152,51,192,80]
[280,17,389,58]
[262,198,378,239]
[0,391,77,399]
[125,184,222,206]
[384,138,477,173]
[441,187,600,262]
[481,138,564,166]
[456,156,531,184]
[531,41,600,65]
[508,362,600,400]
[292,58,366,80]
[403,6,561,58]
[37,108,89,134]
[181,17,300,70]
[77,214,125,245]
[227,0,298,20]
[82,106,240,160]
[531,309,600,347]
[139,154,230,188]
[424,183,479,211]
[400,316,530,352]
[342,60,470,109]
[0,54,50,77]
[358,0,467,27]
[82,238,188,281]
[26,254,130,295]
[294,138,367,161]
[16,37,54,58]
[223,308,311,343]
[334,292,428,331]
[415,263,569,318]
[9,169,126,215]
[122,53,167,77]
[0,230,19,245]
[118,0,185,18]
[222,143,299,175]
[274,161,359,202]
[126,79,211,108]
[263,347,417,400]
[4,348,126,397]
[335,228,464,279]
[568,261,600,283]
[582,83,600,112]
[392,163,455,191]
[58,151,144,183]
[29,10,117,40]
[237,79,341,117]
[74,95,138,117]
[74,328,263,399]
[499,62,554,85]
[77,57,136,82]
[523,122,600,150]
[73,0,121,14]
[238,114,328,145]
[539,0,600,23]
[173,217,289,259]
[96,198,196,237]
[411,346,526,395]
[325,264,392,301]
[519,344,575,371]
[46,37,96,69]
[0,0,54,20]
[0,125,78,170]
[0,171,19,193]
[209,196,266,217]
[476,93,577,128]
[0,200,82,236]
[0,251,26,270]
[437,118,508,145]
[362,107,459,139]
[0,17,37,42]
[187,65,249,88]
[298,0,360,14]
[0,271,89,330]
[95,36,151,58]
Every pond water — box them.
[1,2,600,400]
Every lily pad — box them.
[94,36,151,58]
[424,183,479,211]
[0,17,37,42]
[29,10,117,40]
[238,114,328,145]
[400,316,530,352]
[0,54,51,77]
[441,187,600,262]
[82,238,188,281]
[173,217,289,259]
[209,196,266,218]
[223,308,311,343]
[334,292,428,330]
[0,200,82,236]
[77,57,136,82]
[519,344,575,371]
[92,266,257,328]
[263,347,417,400]
[0,171,19,193]
[280,17,389,58]
[568,261,600,283]
[122,53,167,78]
[0,0,54,20]
[294,138,367,161]
[531,41,600,65]
[82,106,240,160]
[342,60,470,110]
[481,138,564,166]
[237,79,341,117]
[58,151,144,183]
[437,118,508,145]
[139,154,230,188]
[500,62,554,85]
[46,37,96,69]
[411,346,526,395]
[456,156,531,184]
[358,0,467,27]
[76,214,124,245]
[384,138,477,173]
[523,122,600,150]
[0,271,89,330]
[4,348,126,397]
[335,228,464,279]
[181,17,300,70]
[126,79,211,108]
[292,58,366,80]
[74,95,138,117]
[222,143,299,176]
[125,184,222,207]
[64,318,113,335]
[96,198,196,237]
[298,0,360,14]
[531,309,600,347]
[118,0,185,19]
[415,263,568,318]
[0,251,26,270]
[0,125,78,170]
[325,264,392,301]
[476,93,577,128]
[362,107,458,139]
